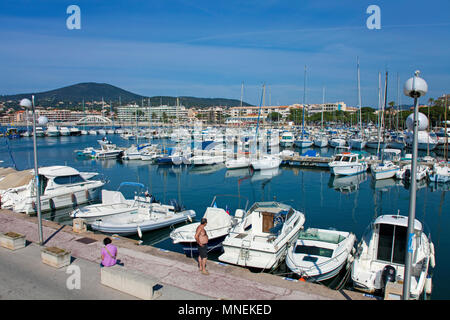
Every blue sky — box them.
[0,0,449,107]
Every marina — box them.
[1,129,449,300]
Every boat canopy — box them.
[382,148,402,155]
[118,182,145,189]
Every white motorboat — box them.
[98,129,107,135]
[250,155,281,170]
[59,127,71,136]
[80,130,88,135]
[189,151,225,166]
[94,143,123,159]
[0,166,104,214]
[88,129,98,135]
[370,149,402,180]
[90,200,196,236]
[329,138,347,148]
[294,138,313,148]
[70,127,81,136]
[122,145,143,160]
[348,137,367,150]
[225,156,250,169]
[34,127,46,137]
[286,228,356,282]
[46,126,60,137]
[396,164,429,181]
[351,214,435,299]
[219,201,305,270]
[428,161,450,183]
[328,151,368,176]
[70,182,152,223]
[371,161,400,180]
[280,132,295,147]
[313,135,328,148]
[170,199,244,254]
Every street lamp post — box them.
[19,96,47,245]
[402,71,428,300]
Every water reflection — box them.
[328,173,368,194]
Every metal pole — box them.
[403,95,420,300]
[31,95,44,245]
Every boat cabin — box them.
[370,215,423,266]
[35,166,88,194]
[241,202,295,237]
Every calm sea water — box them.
[1,133,449,299]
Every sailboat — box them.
[294,66,313,148]
[313,87,329,148]
[348,58,367,150]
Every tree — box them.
[268,112,281,122]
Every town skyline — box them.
[1,1,449,107]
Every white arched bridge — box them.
[76,115,112,125]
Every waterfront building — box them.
[117,104,188,123]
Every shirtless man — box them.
[195,218,209,275]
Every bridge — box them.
[76,115,112,125]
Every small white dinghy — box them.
[70,182,152,223]
[91,202,196,236]
[170,204,244,254]
[286,228,356,282]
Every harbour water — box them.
[1,133,449,299]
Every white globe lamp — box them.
[406,112,428,131]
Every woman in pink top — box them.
[101,237,117,267]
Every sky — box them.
[0,0,449,107]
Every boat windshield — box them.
[334,156,342,161]
[294,245,333,258]
[376,223,407,265]
[298,229,346,244]
[54,174,86,185]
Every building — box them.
[117,104,188,123]
[307,102,350,114]
[227,105,299,124]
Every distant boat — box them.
[329,151,368,176]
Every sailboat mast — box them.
[357,57,362,135]
[302,65,307,139]
[322,86,325,130]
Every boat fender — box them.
[425,276,432,295]
[430,243,436,268]
[85,190,90,201]
[137,226,142,239]
[49,198,55,210]
[71,193,76,203]
[32,201,36,211]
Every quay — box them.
[0,209,373,300]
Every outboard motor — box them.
[381,265,396,292]
[169,199,183,212]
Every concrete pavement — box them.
[0,209,373,300]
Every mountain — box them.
[0,82,253,108]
